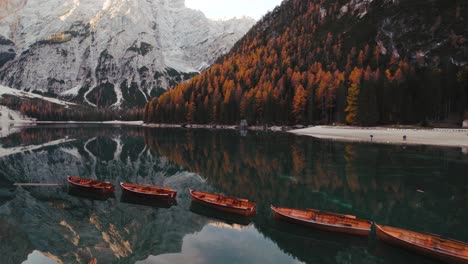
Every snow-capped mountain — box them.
[0,0,255,108]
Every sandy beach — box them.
[290,126,468,148]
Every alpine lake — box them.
[0,125,467,264]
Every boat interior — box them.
[71,178,111,188]
[276,207,371,228]
[194,191,253,209]
[123,183,174,194]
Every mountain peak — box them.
[0,0,255,108]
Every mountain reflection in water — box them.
[0,125,466,264]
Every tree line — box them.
[1,95,143,121]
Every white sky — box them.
[185,0,284,20]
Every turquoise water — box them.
[0,125,467,264]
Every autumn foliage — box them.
[144,0,468,126]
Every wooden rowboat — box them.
[189,189,256,216]
[67,176,115,194]
[375,224,468,264]
[120,182,177,201]
[270,205,372,236]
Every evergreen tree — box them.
[345,84,360,125]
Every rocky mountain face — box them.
[0,0,255,108]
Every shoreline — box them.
[5,120,468,149]
[10,120,291,131]
[142,123,292,131]
[290,126,468,148]
[7,120,145,127]
[36,120,145,126]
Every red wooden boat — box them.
[376,224,468,264]
[120,182,177,201]
[189,189,256,216]
[67,176,115,194]
[271,205,372,236]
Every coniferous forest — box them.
[1,95,143,121]
[144,0,468,126]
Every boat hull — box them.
[120,183,177,201]
[189,202,252,226]
[121,192,176,208]
[189,190,256,217]
[376,225,468,264]
[68,187,115,200]
[271,207,371,236]
[67,177,115,194]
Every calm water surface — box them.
[0,125,467,264]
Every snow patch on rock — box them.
[340,0,374,18]
[0,85,76,107]
[60,84,81,97]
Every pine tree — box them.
[292,84,307,123]
[345,83,360,125]
[186,102,196,123]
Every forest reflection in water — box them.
[0,125,466,264]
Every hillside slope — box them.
[145,0,468,126]
[0,84,141,121]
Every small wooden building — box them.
[240,119,248,129]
